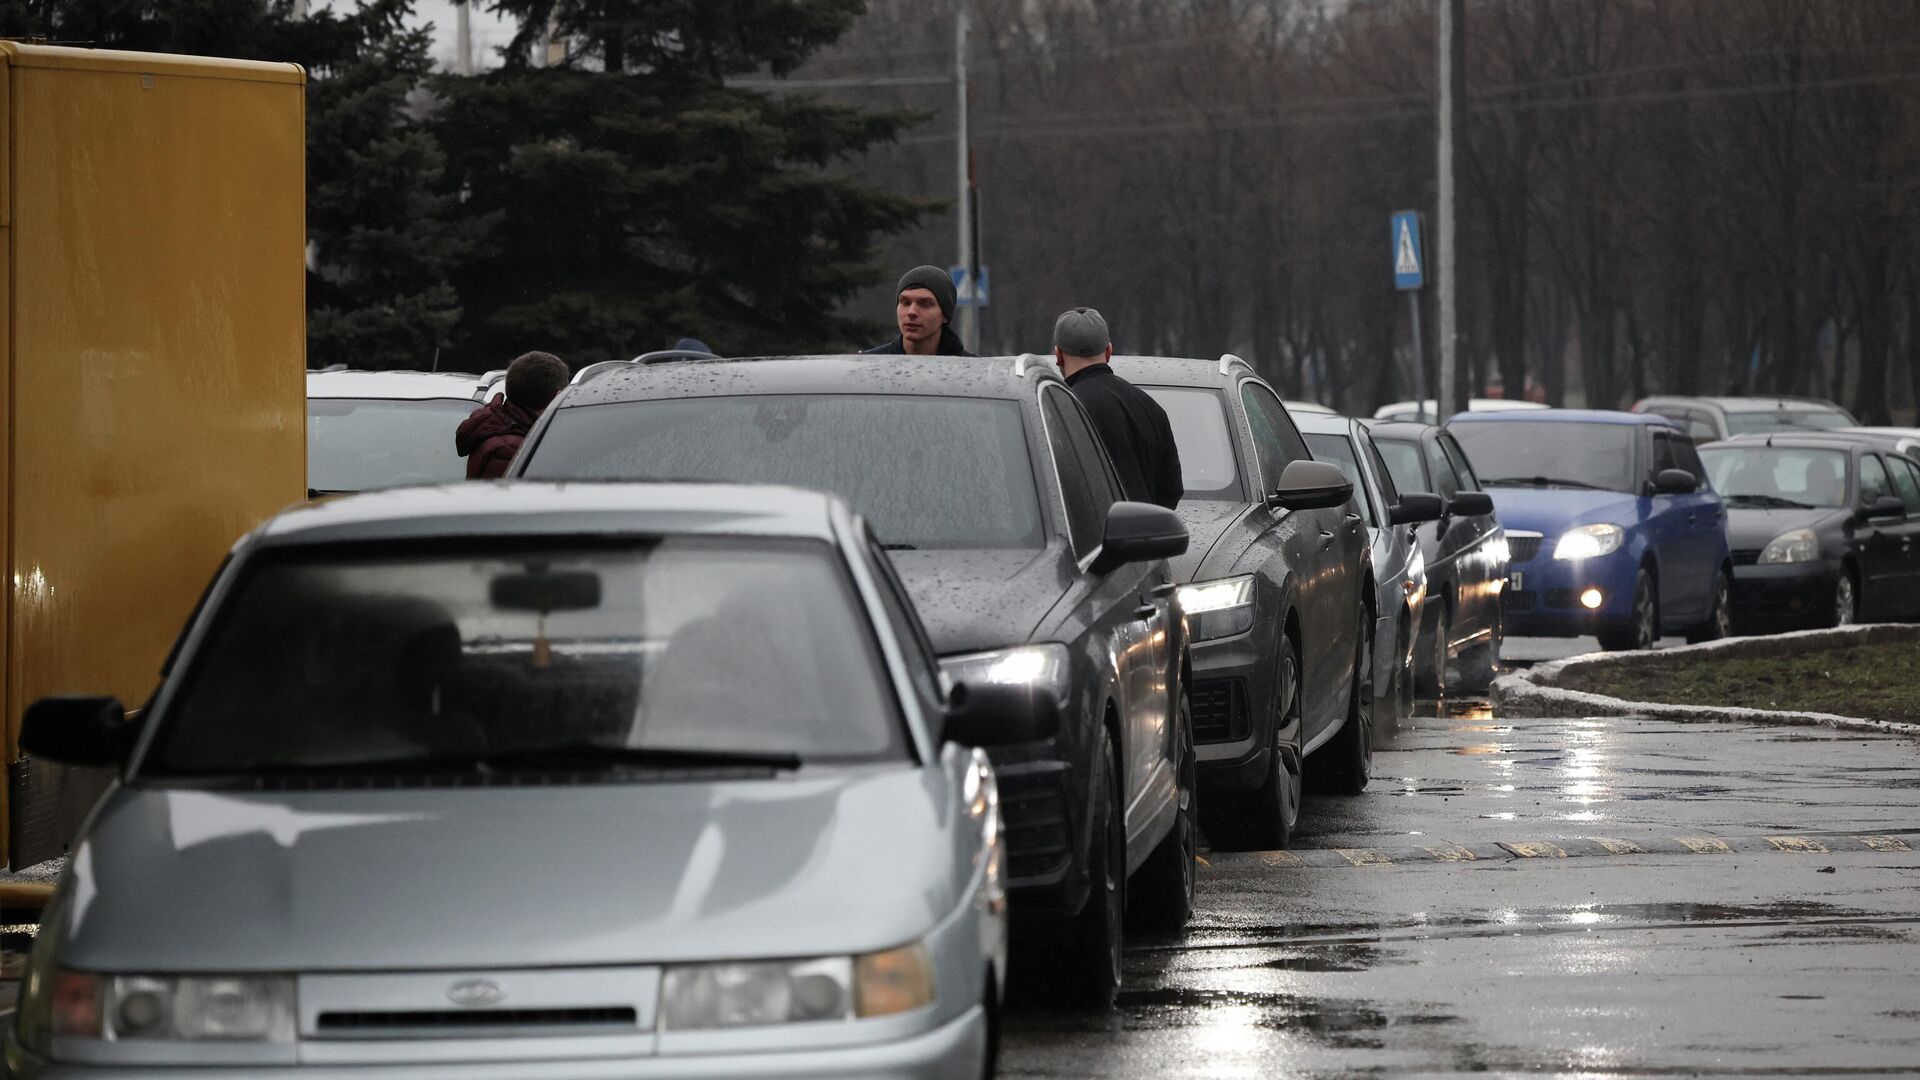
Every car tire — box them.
[1128,695,1196,932]
[1064,728,1124,1008]
[1313,606,1375,795]
[1202,633,1302,852]
[1685,570,1733,644]
[1457,611,1500,692]
[1416,602,1450,697]
[1598,569,1657,651]
[1827,568,1859,628]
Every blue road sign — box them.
[950,265,989,307]
[1392,211,1424,291]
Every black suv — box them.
[510,354,1192,1004]
[1108,355,1372,850]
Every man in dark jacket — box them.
[1053,308,1183,509]
[862,265,976,356]
[456,351,570,479]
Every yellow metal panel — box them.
[7,47,305,843]
[1,47,12,831]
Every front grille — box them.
[317,1007,638,1035]
[999,781,1071,883]
[1190,679,1250,744]
[1503,590,1537,614]
[1545,589,1579,609]
[1507,536,1543,563]
[1733,549,1762,566]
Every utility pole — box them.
[954,6,978,350]
[1435,0,1465,422]
[456,2,473,76]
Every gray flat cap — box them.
[1053,307,1111,357]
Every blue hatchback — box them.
[1448,410,1733,650]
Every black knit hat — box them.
[897,265,957,321]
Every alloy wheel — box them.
[1836,574,1857,626]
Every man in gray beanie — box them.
[862,265,977,356]
[1053,307,1183,509]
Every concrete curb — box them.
[1489,623,1920,738]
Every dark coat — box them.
[1065,364,1184,510]
[861,326,976,356]
[456,394,538,480]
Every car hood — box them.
[1725,507,1848,550]
[1170,499,1252,582]
[891,547,1066,654]
[1485,487,1642,536]
[54,771,962,972]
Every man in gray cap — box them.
[1053,307,1183,509]
[862,265,976,356]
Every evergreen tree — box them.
[432,0,927,366]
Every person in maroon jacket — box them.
[456,351,570,479]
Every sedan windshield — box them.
[148,539,904,777]
[1700,447,1849,509]
[1725,409,1855,435]
[522,396,1043,550]
[1449,422,1638,494]
[1141,386,1241,500]
[307,398,477,492]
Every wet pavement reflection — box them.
[1000,688,1920,1077]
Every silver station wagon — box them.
[7,483,1040,1079]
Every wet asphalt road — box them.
[999,671,1920,1077]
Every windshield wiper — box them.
[475,743,803,772]
[1481,475,1607,491]
[1725,493,1816,509]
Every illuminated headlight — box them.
[940,643,1071,703]
[1760,528,1818,564]
[19,970,296,1044]
[660,945,934,1030]
[1552,523,1626,561]
[1176,575,1256,641]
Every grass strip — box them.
[1554,639,1920,722]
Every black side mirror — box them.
[1269,460,1353,512]
[1091,502,1187,574]
[1390,493,1445,525]
[21,696,135,768]
[942,681,1061,747]
[1865,495,1907,520]
[1653,468,1698,495]
[1448,491,1495,517]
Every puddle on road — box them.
[1007,982,1460,1049]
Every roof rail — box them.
[632,349,720,365]
[1218,353,1251,377]
[571,359,635,386]
[1013,353,1040,378]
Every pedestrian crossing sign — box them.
[950,265,989,307]
[1392,211,1424,290]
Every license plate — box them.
[1508,571,1524,591]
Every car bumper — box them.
[1729,559,1840,628]
[5,1006,987,1080]
[1185,618,1280,791]
[1499,553,1638,638]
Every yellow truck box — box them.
[0,43,307,867]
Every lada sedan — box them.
[8,483,1030,1079]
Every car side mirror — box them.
[942,681,1060,747]
[21,696,136,768]
[1268,460,1353,512]
[1390,493,1445,525]
[1091,502,1187,574]
[1865,495,1907,521]
[1447,491,1495,517]
[1653,468,1698,495]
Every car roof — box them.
[1643,395,1847,414]
[1106,355,1230,386]
[1448,408,1676,427]
[253,482,846,548]
[1363,420,1438,440]
[307,369,484,401]
[1293,411,1357,437]
[558,354,1059,407]
[1707,433,1884,452]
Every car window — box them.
[1860,453,1895,505]
[307,398,478,492]
[1725,409,1855,435]
[1423,437,1461,499]
[1651,432,1680,474]
[1890,457,1920,514]
[1700,446,1849,509]
[1374,437,1429,495]
[867,536,944,705]
[1239,382,1310,494]
[1673,438,1710,485]
[1141,386,1241,500]
[149,538,907,776]
[1439,434,1481,490]
[1449,421,1638,493]
[1685,413,1717,442]
[520,395,1044,550]
[1041,388,1104,558]
[1058,390,1123,514]
[1304,433,1373,526]
[1360,431,1401,505]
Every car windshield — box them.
[1450,421,1638,493]
[307,398,477,492]
[1141,386,1241,500]
[522,395,1043,550]
[1725,409,1855,435]
[1304,433,1373,525]
[1700,447,1849,509]
[147,538,904,777]
[1373,438,1428,495]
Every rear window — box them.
[1141,386,1241,500]
[307,398,477,492]
[522,395,1044,550]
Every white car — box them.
[1373,398,1549,424]
[306,370,483,494]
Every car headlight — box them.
[1760,528,1818,564]
[1176,575,1256,641]
[21,970,296,1044]
[940,643,1071,704]
[659,944,934,1030]
[1552,523,1626,560]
